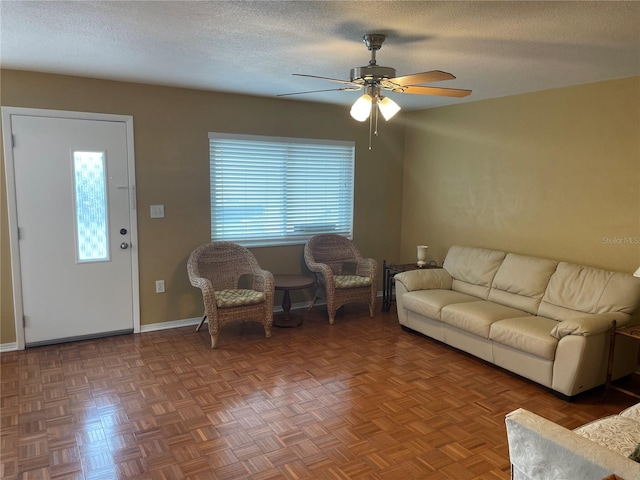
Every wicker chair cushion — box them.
[335,275,372,289]
[215,289,266,308]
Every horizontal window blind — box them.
[209,133,354,246]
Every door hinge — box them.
[22,315,26,328]
[17,227,22,240]
[12,134,16,148]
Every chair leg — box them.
[327,301,338,325]
[196,314,207,332]
[328,307,337,325]
[308,296,319,312]
[210,334,218,349]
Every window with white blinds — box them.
[209,133,355,247]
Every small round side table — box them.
[273,274,315,328]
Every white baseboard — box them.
[140,316,203,333]
[1,294,380,349]
[139,300,308,332]
[0,342,18,352]
[142,299,323,333]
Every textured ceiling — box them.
[1,1,639,111]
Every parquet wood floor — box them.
[2,305,638,479]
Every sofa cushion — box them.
[441,301,529,338]
[334,275,371,289]
[402,290,478,321]
[443,246,506,300]
[539,262,640,321]
[216,289,266,308]
[489,316,559,360]
[620,404,640,423]
[488,253,558,314]
[574,415,640,458]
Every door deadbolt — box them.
[120,228,128,235]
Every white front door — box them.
[3,108,139,347]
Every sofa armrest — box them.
[550,313,630,339]
[394,269,453,292]
[505,408,640,480]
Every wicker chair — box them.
[187,242,275,348]
[304,234,378,324]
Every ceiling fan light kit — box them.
[377,95,401,121]
[280,33,471,149]
[349,85,401,122]
[350,93,373,122]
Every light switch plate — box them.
[150,205,165,218]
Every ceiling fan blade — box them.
[401,85,472,98]
[277,86,362,97]
[389,70,456,86]
[292,73,362,87]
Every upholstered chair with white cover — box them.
[304,234,378,324]
[188,242,275,348]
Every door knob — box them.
[120,242,129,250]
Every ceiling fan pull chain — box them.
[368,108,373,151]
[374,103,380,137]
[367,102,381,151]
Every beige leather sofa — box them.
[395,246,640,397]
[506,404,640,479]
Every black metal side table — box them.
[602,319,640,401]
[381,260,440,311]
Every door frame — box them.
[2,107,141,350]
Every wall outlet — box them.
[150,205,165,218]
[155,280,165,293]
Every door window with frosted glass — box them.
[72,151,109,262]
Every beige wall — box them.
[401,77,640,271]
[0,69,405,345]
[3,71,639,347]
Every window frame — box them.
[209,132,355,247]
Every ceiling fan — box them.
[279,34,471,149]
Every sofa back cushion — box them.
[488,253,558,314]
[539,262,640,321]
[443,246,506,299]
